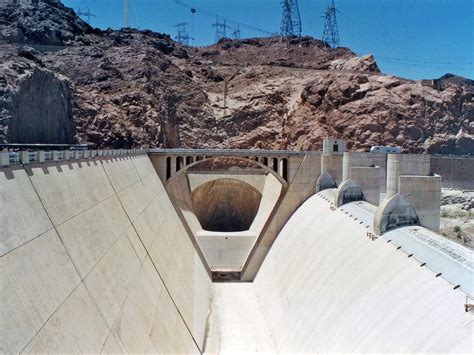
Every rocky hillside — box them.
[0,0,472,153]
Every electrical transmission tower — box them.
[122,0,129,28]
[232,25,241,40]
[212,17,231,42]
[175,22,193,46]
[77,7,96,25]
[321,0,340,48]
[280,0,302,39]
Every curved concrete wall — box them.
[0,155,211,353]
[254,193,472,353]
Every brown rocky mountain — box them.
[1,0,472,154]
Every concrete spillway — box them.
[1,154,472,353]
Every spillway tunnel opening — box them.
[192,178,262,232]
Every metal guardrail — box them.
[0,149,148,167]
[148,148,322,157]
[0,147,324,167]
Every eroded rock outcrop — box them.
[0,0,472,153]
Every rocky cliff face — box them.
[0,0,472,153]
[0,44,74,143]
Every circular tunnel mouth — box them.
[192,178,262,232]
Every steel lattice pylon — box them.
[280,0,302,39]
[175,22,193,46]
[322,0,340,48]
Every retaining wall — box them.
[430,155,474,190]
[0,154,211,353]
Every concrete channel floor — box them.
[204,283,277,354]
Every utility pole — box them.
[175,22,193,46]
[77,7,96,25]
[122,0,129,28]
[212,17,231,42]
[321,0,340,48]
[231,25,241,40]
[280,0,302,40]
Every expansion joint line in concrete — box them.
[19,171,112,353]
[99,158,205,354]
[99,232,159,353]
[2,190,119,258]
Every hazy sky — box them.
[63,0,473,80]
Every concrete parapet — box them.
[335,179,365,207]
[399,174,442,232]
[20,151,29,164]
[37,151,45,163]
[374,193,420,235]
[0,152,8,166]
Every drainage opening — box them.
[192,179,262,232]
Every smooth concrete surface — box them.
[386,154,431,197]
[2,151,471,354]
[241,154,320,280]
[204,283,276,354]
[253,193,473,353]
[321,155,343,184]
[399,174,442,232]
[342,152,387,194]
[195,174,282,271]
[0,155,211,353]
[166,170,203,234]
[349,166,381,205]
[0,169,53,256]
[195,230,257,271]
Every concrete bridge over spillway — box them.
[0,143,473,353]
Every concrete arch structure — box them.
[374,193,420,235]
[166,168,285,278]
[165,155,289,190]
[316,171,337,192]
[335,179,365,207]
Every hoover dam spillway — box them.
[0,146,473,354]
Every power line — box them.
[322,0,339,48]
[175,22,193,46]
[375,57,472,70]
[232,25,241,40]
[174,0,277,37]
[77,7,96,24]
[212,17,231,42]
